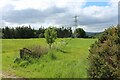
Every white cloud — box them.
[109,0,119,5]
[0,0,11,9]
[12,0,54,10]
[0,0,118,32]
[1,0,85,10]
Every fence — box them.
[20,48,32,58]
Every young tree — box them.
[88,25,120,78]
[44,27,57,48]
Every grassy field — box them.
[2,38,96,78]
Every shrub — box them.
[29,45,48,58]
[88,25,120,78]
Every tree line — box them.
[1,25,86,39]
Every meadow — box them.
[2,38,96,78]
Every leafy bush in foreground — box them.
[88,25,120,78]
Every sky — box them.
[0,0,119,32]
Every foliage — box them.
[36,27,45,38]
[74,28,86,38]
[19,61,29,67]
[86,32,103,38]
[44,27,57,48]
[14,45,48,67]
[2,25,36,38]
[48,52,57,60]
[0,28,2,38]
[88,25,120,78]
[52,38,72,53]
[56,27,72,38]
[2,25,87,39]
[28,45,48,58]
[13,57,30,67]
[39,33,44,38]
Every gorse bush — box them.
[88,25,120,78]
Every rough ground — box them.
[0,71,28,80]
[0,71,18,78]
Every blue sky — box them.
[0,0,119,32]
[84,2,110,7]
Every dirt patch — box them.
[0,71,18,78]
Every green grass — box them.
[2,38,96,78]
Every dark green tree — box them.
[56,27,72,38]
[2,26,86,38]
[3,27,12,38]
[37,27,45,38]
[74,28,86,38]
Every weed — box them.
[19,61,29,67]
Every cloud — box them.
[2,6,67,24]
[0,0,118,32]
[80,5,117,24]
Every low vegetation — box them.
[2,25,120,78]
[88,25,120,78]
[2,38,96,78]
[14,45,49,67]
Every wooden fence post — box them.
[20,49,23,58]
[20,48,32,58]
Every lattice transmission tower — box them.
[73,15,79,37]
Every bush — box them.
[88,25,120,78]
[29,45,48,58]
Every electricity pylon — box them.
[73,15,79,38]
